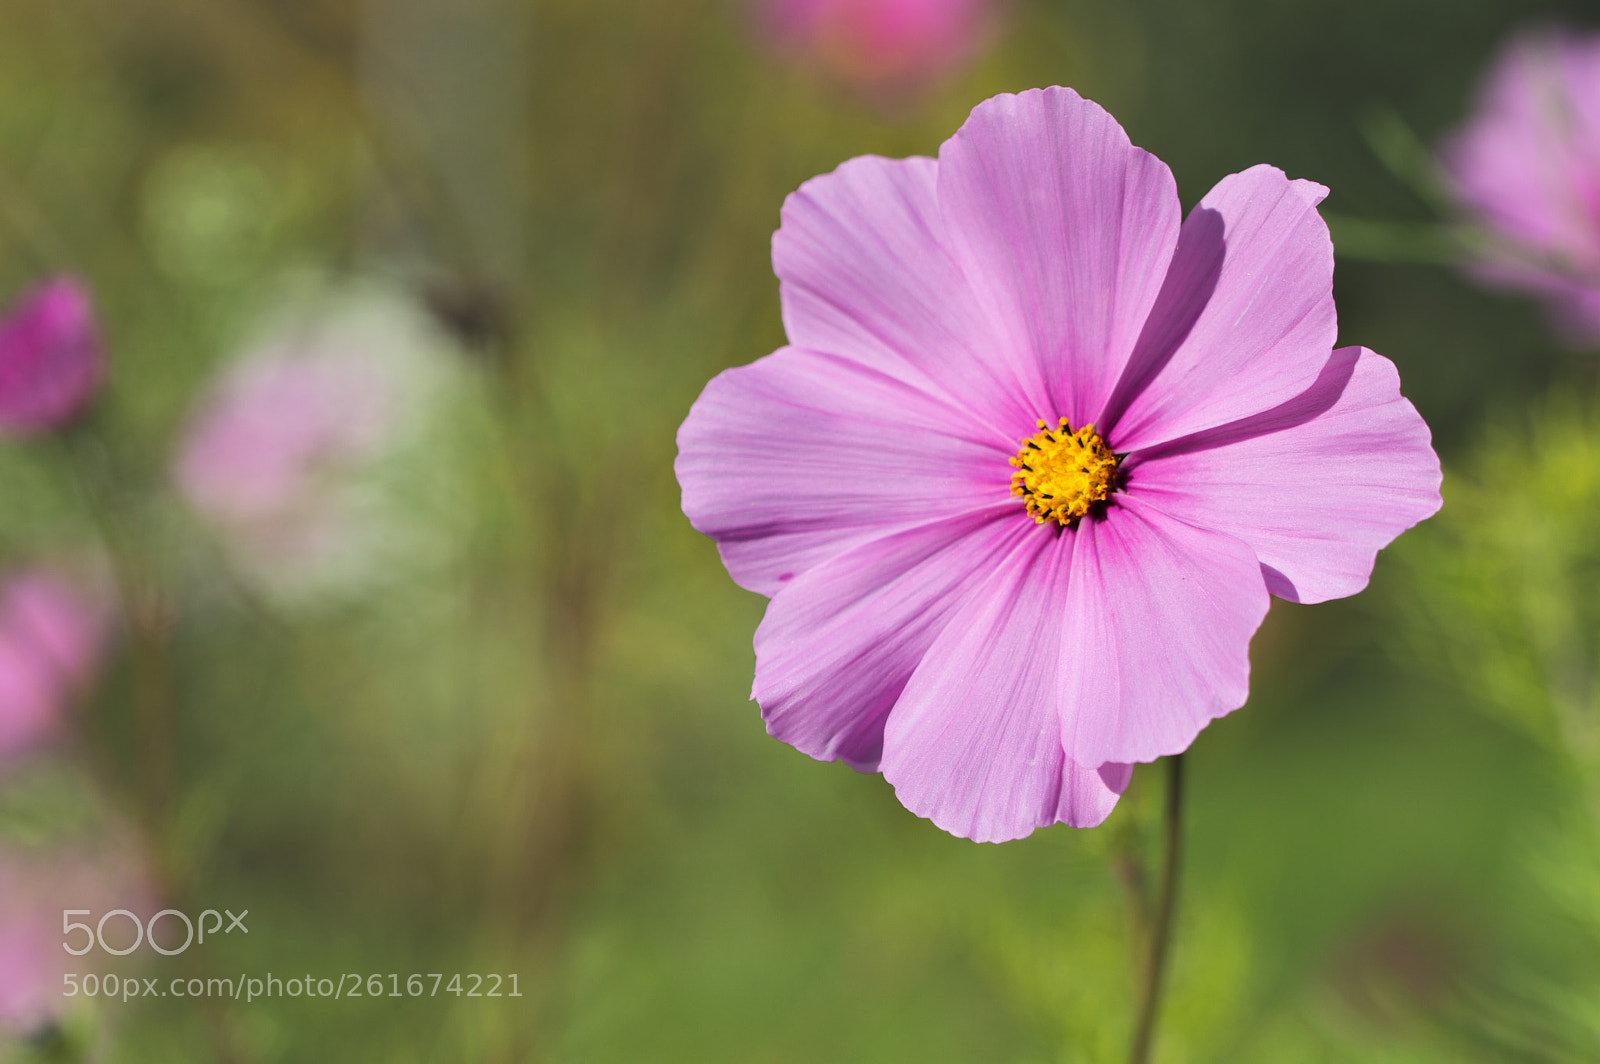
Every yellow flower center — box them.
[1009,419,1118,525]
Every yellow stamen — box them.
[1009,418,1118,525]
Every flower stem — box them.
[1128,753,1184,1064]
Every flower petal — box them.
[1060,496,1269,766]
[879,526,1130,842]
[936,87,1182,429]
[0,277,102,435]
[1441,32,1600,268]
[774,153,1041,437]
[1123,346,1442,604]
[1100,165,1337,451]
[754,509,1023,772]
[676,345,1014,596]
[1439,32,1600,341]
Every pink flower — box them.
[1441,29,1600,344]
[175,292,461,602]
[0,840,153,1038]
[0,277,104,436]
[761,0,993,96]
[176,339,397,535]
[0,570,110,767]
[676,88,1442,842]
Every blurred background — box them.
[0,0,1598,1061]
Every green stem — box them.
[56,425,250,1064]
[1128,753,1184,1064]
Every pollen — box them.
[1009,418,1118,525]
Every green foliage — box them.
[1389,388,1600,1062]
[1399,393,1600,777]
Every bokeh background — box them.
[1,0,1598,1061]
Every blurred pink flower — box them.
[761,0,994,96]
[177,344,396,526]
[1441,29,1600,344]
[174,293,458,601]
[0,840,154,1038]
[0,276,104,435]
[0,570,110,767]
[176,338,398,577]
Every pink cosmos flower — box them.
[1441,29,1600,344]
[676,88,1442,842]
[0,276,103,436]
[761,0,993,97]
[0,570,110,767]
